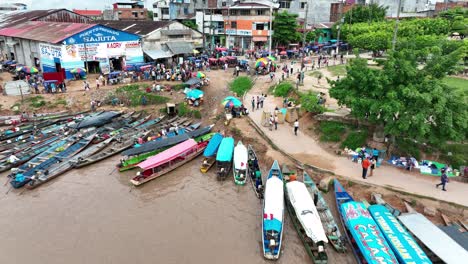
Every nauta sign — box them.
[63,25,140,45]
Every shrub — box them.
[300,92,325,114]
[177,103,190,117]
[230,127,242,137]
[229,76,253,96]
[192,110,202,119]
[394,138,421,160]
[172,84,186,90]
[319,121,346,142]
[273,82,293,97]
[112,85,169,107]
[341,131,368,149]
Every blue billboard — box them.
[62,25,140,45]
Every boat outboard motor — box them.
[269,239,276,252]
[313,192,318,206]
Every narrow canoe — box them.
[285,180,328,263]
[303,173,346,252]
[247,145,263,199]
[262,160,284,260]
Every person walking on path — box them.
[260,94,264,108]
[256,96,260,110]
[369,158,376,177]
[274,115,278,130]
[362,158,371,179]
[251,97,255,112]
[293,119,299,135]
[436,169,449,191]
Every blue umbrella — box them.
[186,89,204,100]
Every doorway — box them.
[109,57,124,71]
[85,61,100,74]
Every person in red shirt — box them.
[362,158,371,179]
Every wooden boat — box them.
[215,137,235,180]
[233,141,248,185]
[134,115,165,130]
[247,145,264,199]
[200,133,223,173]
[121,125,213,157]
[26,137,114,189]
[73,130,151,169]
[334,179,398,264]
[262,160,284,260]
[303,173,346,252]
[9,134,79,188]
[131,139,208,186]
[285,180,328,263]
[368,205,432,264]
[0,136,60,173]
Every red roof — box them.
[72,9,102,16]
[0,21,94,44]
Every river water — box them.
[0,155,354,264]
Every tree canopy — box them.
[343,3,387,24]
[273,11,301,46]
[329,41,467,145]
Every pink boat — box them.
[131,139,208,186]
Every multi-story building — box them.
[434,1,468,14]
[152,0,218,21]
[279,0,340,23]
[195,9,225,48]
[365,0,433,17]
[111,1,148,20]
[223,0,278,50]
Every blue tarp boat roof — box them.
[216,137,234,162]
[203,133,223,157]
[369,205,432,264]
[186,89,204,99]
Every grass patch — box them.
[341,131,368,149]
[192,110,202,119]
[273,82,294,97]
[177,103,190,117]
[319,121,346,142]
[172,84,186,91]
[230,127,243,137]
[327,65,347,76]
[24,96,46,108]
[308,71,322,78]
[229,76,253,96]
[110,85,169,107]
[443,76,467,94]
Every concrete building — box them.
[223,0,278,50]
[99,20,203,61]
[195,9,224,47]
[0,0,30,15]
[365,0,433,17]
[279,0,340,23]
[0,10,144,78]
[435,1,468,14]
[111,1,149,20]
[151,0,218,21]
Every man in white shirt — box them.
[8,154,20,163]
[294,119,299,136]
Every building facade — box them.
[72,9,104,20]
[112,1,148,20]
[223,1,278,50]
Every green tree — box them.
[273,11,301,46]
[182,20,199,30]
[306,29,325,43]
[343,3,387,24]
[348,31,391,56]
[147,10,154,20]
[300,92,325,114]
[329,45,467,146]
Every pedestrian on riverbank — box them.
[251,96,255,112]
[260,94,264,108]
[274,115,278,130]
[436,169,449,191]
[362,158,371,179]
[256,96,260,110]
[293,119,299,135]
[369,158,376,177]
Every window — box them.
[222,2,226,7]
[255,23,264,30]
[162,8,169,15]
[231,21,237,28]
[184,8,188,14]
[240,10,250,16]
[256,10,265,15]
[300,2,306,9]
[229,10,237,16]
[279,0,291,9]
[216,22,224,29]
[132,11,138,17]
[169,35,185,38]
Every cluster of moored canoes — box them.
[249,159,468,263]
[0,111,214,189]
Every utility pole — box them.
[268,4,273,55]
[227,6,230,48]
[202,10,206,51]
[302,2,309,47]
[335,0,343,54]
[210,8,214,51]
[391,0,402,51]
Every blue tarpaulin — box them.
[186,89,204,99]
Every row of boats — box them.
[0,111,216,189]
[258,160,467,263]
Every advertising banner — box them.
[369,205,432,264]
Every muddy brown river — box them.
[0,156,354,264]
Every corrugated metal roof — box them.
[160,29,191,36]
[0,21,94,44]
[0,9,64,29]
[398,213,468,264]
[143,49,173,60]
[98,20,171,36]
[165,41,194,55]
[72,9,102,16]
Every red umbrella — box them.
[280,51,287,55]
